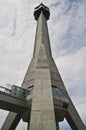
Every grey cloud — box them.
[49,0,86,57]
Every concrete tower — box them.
[1,3,85,130]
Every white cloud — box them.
[16,119,27,130]
[49,0,86,57]
[56,47,86,89]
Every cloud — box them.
[49,0,86,56]
[56,47,86,88]
[16,120,27,130]
[59,119,71,130]
[56,46,86,101]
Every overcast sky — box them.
[0,0,86,130]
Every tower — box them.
[0,3,85,130]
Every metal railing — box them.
[0,86,11,94]
[0,85,33,100]
[0,85,26,100]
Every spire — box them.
[34,3,50,20]
[28,4,57,130]
[33,3,52,59]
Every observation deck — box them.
[34,3,50,20]
[0,84,69,122]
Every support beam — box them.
[27,122,30,130]
[66,99,86,130]
[0,92,28,113]
[56,123,59,130]
[1,112,21,130]
[29,6,56,130]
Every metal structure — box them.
[0,3,85,130]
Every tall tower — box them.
[1,3,85,130]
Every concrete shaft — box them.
[23,7,85,130]
[66,97,86,130]
[29,12,56,130]
[1,112,21,130]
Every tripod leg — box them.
[66,99,85,130]
[1,112,21,130]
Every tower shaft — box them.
[28,12,57,130]
[23,4,86,130]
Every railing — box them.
[0,84,33,100]
[0,85,31,100]
[0,84,33,99]
[0,86,11,94]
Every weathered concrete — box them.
[29,11,56,130]
[1,112,21,130]
[0,92,27,113]
[66,97,86,130]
